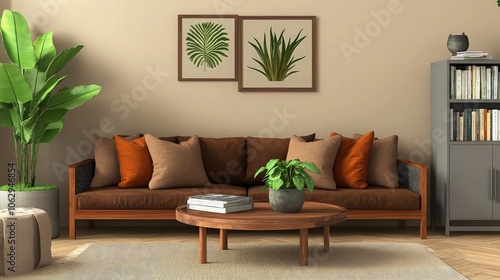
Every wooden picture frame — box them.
[178,15,238,81]
[238,16,317,92]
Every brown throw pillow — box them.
[115,135,153,188]
[354,133,399,188]
[178,136,246,185]
[330,131,375,189]
[286,134,342,190]
[90,134,140,188]
[245,133,316,185]
[145,134,210,189]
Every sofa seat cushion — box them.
[247,185,420,210]
[76,185,247,210]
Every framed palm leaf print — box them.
[238,16,316,92]
[178,15,238,81]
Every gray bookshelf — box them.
[431,60,500,236]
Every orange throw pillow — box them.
[330,131,374,189]
[114,135,153,188]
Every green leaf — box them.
[270,178,283,190]
[287,159,300,167]
[268,166,281,180]
[265,158,279,170]
[0,107,12,127]
[30,75,66,111]
[42,108,67,123]
[45,45,83,80]
[26,32,57,94]
[0,63,33,103]
[299,162,321,174]
[47,84,101,110]
[254,166,267,178]
[292,176,305,190]
[33,32,56,72]
[304,175,314,192]
[37,120,63,143]
[0,10,36,69]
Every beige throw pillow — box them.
[286,134,342,190]
[145,134,210,189]
[354,133,399,188]
[90,134,140,188]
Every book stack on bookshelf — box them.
[187,194,254,214]
[451,51,492,60]
[450,108,500,141]
[450,65,499,99]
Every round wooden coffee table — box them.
[175,201,346,266]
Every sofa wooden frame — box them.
[69,159,428,240]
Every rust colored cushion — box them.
[245,133,316,185]
[178,136,246,185]
[330,131,375,189]
[90,133,141,188]
[286,134,342,190]
[354,133,399,188]
[146,134,210,189]
[114,135,153,188]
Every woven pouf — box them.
[0,208,52,276]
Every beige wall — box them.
[3,0,500,225]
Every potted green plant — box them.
[0,10,101,237]
[254,158,320,213]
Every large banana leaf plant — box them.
[0,10,101,190]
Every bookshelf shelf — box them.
[431,60,500,236]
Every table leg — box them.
[299,228,308,266]
[199,227,207,264]
[220,229,228,250]
[323,225,330,252]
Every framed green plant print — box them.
[238,16,317,92]
[178,15,238,81]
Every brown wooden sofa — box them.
[68,135,428,240]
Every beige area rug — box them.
[11,242,466,280]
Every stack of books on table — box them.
[187,194,253,214]
[451,51,492,60]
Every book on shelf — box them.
[456,51,489,57]
[487,110,491,141]
[455,69,462,99]
[451,51,491,60]
[493,66,499,99]
[187,193,252,208]
[187,202,254,214]
[451,108,500,142]
[450,64,500,100]
[450,56,493,60]
[475,66,481,99]
[493,110,498,141]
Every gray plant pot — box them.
[0,188,59,238]
[269,188,305,213]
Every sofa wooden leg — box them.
[399,220,406,229]
[420,218,427,239]
[69,219,76,240]
[88,220,94,229]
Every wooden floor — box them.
[52,225,499,280]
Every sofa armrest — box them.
[68,159,95,195]
[397,159,428,196]
[397,159,429,239]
